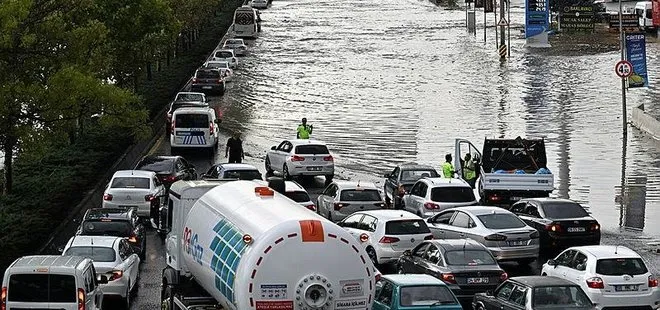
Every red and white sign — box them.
[255,301,294,310]
[653,0,660,27]
[615,60,634,78]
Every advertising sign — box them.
[525,0,549,38]
[255,301,294,310]
[608,13,639,29]
[654,0,660,26]
[561,6,594,32]
[625,33,649,88]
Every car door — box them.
[338,214,364,238]
[384,167,400,199]
[402,243,429,273]
[563,251,588,285]
[427,210,456,239]
[317,184,337,216]
[546,249,577,278]
[445,211,473,239]
[372,279,395,310]
[402,181,421,213]
[504,284,528,310]
[419,244,444,277]
[271,141,290,170]
[407,182,428,215]
[485,281,517,310]
[358,215,379,243]
[180,158,196,179]
[118,240,139,289]
[453,139,483,181]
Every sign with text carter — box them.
[525,0,550,46]
[625,33,649,88]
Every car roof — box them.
[11,255,90,269]
[383,274,448,286]
[572,245,640,259]
[521,197,578,204]
[356,210,420,221]
[68,235,121,248]
[139,155,179,162]
[173,106,215,114]
[429,238,487,251]
[216,49,234,53]
[333,180,378,190]
[510,276,578,287]
[421,177,470,187]
[217,163,259,171]
[226,39,244,42]
[176,92,204,96]
[206,60,229,64]
[447,206,513,216]
[85,208,133,220]
[113,170,156,178]
[289,139,327,146]
[398,162,437,170]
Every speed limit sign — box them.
[615,60,633,78]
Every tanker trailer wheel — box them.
[161,283,175,310]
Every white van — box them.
[2,255,106,310]
[636,1,654,29]
[169,107,219,155]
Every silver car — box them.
[222,38,248,56]
[402,177,478,218]
[317,181,386,222]
[426,206,539,265]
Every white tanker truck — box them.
[160,179,377,310]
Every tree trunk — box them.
[167,47,171,65]
[147,62,153,81]
[3,140,14,195]
[157,60,162,72]
[133,74,139,93]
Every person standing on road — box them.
[226,132,245,163]
[442,154,455,178]
[296,117,313,139]
[463,153,477,188]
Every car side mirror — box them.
[97,275,109,284]
[271,146,277,150]
[57,246,64,254]
[403,250,411,256]
[547,259,557,267]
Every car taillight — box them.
[500,272,508,281]
[209,122,214,135]
[1,286,6,310]
[306,204,316,211]
[77,288,85,310]
[586,277,604,289]
[530,231,540,239]
[323,155,333,161]
[649,275,658,287]
[334,203,349,211]
[379,236,400,244]
[163,175,177,182]
[488,194,501,202]
[359,233,369,243]
[109,270,123,281]
[590,223,600,231]
[441,273,456,284]
[145,194,155,202]
[484,234,507,241]
[103,193,113,201]
[128,234,138,243]
[424,202,440,210]
[291,155,305,161]
[545,223,562,232]
[424,235,434,240]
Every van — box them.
[636,1,654,29]
[169,107,219,155]
[2,255,107,310]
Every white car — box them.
[337,210,433,265]
[201,163,262,180]
[402,177,478,218]
[172,91,206,103]
[250,0,268,9]
[169,106,220,155]
[62,236,140,308]
[541,245,660,309]
[102,170,165,218]
[222,38,248,56]
[316,181,386,222]
[203,60,234,81]
[265,139,335,183]
[211,49,238,68]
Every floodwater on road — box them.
[207,0,660,236]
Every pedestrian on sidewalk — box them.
[226,132,245,163]
[296,117,313,139]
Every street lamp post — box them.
[619,0,627,140]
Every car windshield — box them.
[227,39,242,45]
[541,202,589,219]
[477,213,527,229]
[385,220,430,235]
[400,169,438,182]
[533,286,592,308]
[8,274,76,303]
[430,187,476,203]
[175,114,209,128]
[295,145,329,154]
[445,250,497,265]
[285,191,311,203]
[222,170,262,180]
[110,177,150,189]
[399,285,457,306]
[176,93,204,102]
[596,258,648,276]
[215,51,233,58]
[135,157,174,174]
[81,220,132,237]
[64,246,116,262]
[340,189,381,201]
[196,70,220,79]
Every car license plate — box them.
[202,86,212,89]
[615,285,639,292]
[467,277,489,284]
[510,196,522,201]
[567,227,586,232]
[307,167,322,171]
[508,240,527,246]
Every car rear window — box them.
[135,158,174,174]
[227,39,242,44]
[399,285,456,306]
[64,246,116,263]
[285,191,311,203]
[340,189,381,202]
[385,220,430,235]
[223,170,262,180]
[295,145,329,154]
[430,187,475,203]
[81,220,132,237]
[175,114,209,128]
[176,94,204,102]
[541,202,589,219]
[196,70,220,79]
[477,213,527,229]
[111,177,150,189]
[8,274,77,302]
[596,258,648,276]
[445,250,496,265]
[533,286,592,307]
[215,51,233,58]
[400,169,438,182]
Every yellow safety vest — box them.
[442,162,454,178]
[297,124,312,139]
[464,159,476,180]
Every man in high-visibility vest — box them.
[442,154,455,178]
[296,117,313,139]
[463,153,477,188]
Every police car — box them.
[169,106,220,156]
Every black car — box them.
[397,239,507,303]
[383,163,439,209]
[507,198,600,251]
[190,68,225,95]
[76,207,147,260]
[165,101,209,135]
[472,276,596,310]
[134,155,197,188]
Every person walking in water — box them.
[296,117,313,139]
[225,132,245,163]
[442,154,455,178]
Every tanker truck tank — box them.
[162,179,377,310]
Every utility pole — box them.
[499,0,506,59]
[619,0,627,140]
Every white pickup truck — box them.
[453,137,554,206]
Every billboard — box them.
[625,33,649,88]
[526,0,550,38]
[561,6,595,32]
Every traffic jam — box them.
[2,2,660,310]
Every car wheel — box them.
[367,247,378,266]
[283,165,292,180]
[265,156,274,174]
[475,304,486,310]
[517,258,536,266]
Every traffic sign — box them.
[615,60,633,78]
[498,18,509,26]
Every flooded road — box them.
[212,0,660,235]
